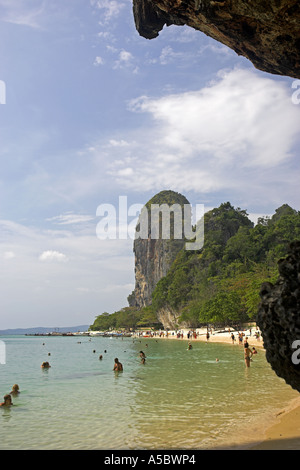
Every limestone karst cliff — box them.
[91,201,300,348]
[128,190,191,309]
[132,0,300,79]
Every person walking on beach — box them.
[113,358,123,372]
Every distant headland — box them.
[0,325,90,336]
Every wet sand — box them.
[249,396,300,450]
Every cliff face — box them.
[156,305,183,330]
[132,0,300,79]
[257,241,300,392]
[132,237,185,308]
[129,190,191,309]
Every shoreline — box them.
[133,327,264,348]
[134,328,300,450]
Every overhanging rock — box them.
[133,0,300,78]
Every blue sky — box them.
[0,0,299,329]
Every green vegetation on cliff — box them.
[89,201,300,330]
[152,202,300,327]
[145,189,190,209]
[89,305,161,331]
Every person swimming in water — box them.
[0,394,13,407]
[41,361,51,368]
[10,384,20,395]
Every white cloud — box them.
[119,50,133,62]
[0,1,45,28]
[99,282,135,294]
[90,0,127,23]
[3,251,16,260]
[39,250,68,263]
[157,37,233,66]
[77,283,134,295]
[107,68,300,203]
[113,49,138,72]
[117,167,134,176]
[25,67,298,214]
[93,56,104,66]
[159,46,185,65]
[0,1,70,30]
[108,139,130,147]
[97,31,110,40]
[47,213,95,225]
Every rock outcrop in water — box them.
[128,190,191,309]
[132,0,300,79]
[257,241,300,392]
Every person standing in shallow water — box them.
[113,358,123,372]
[244,344,253,367]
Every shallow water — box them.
[0,335,298,450]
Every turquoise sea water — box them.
[0,334,298,450]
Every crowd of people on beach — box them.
[134,326,261,341]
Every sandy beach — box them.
[136,327,264,348]
[134,328,300,450]
[249,396,300,450]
